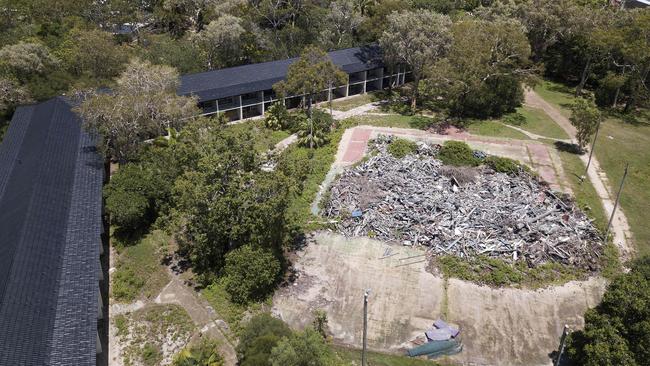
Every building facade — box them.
[178,45,409,121]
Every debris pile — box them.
[324,137,604,270]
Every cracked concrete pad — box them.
[273,233,444,352]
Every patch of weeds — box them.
[484,156,522,175]
[438,141,480,167]
[502,112,526,126]
[434,255,585,288]
[141,343,161,366]
[119,304,195,366]
[111,229,170,302]
[387,138,418,158]
[114,314,129,337]
[409,115,437,129]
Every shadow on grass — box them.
[554,141,583,155]
[112,225,149,248]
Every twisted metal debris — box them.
[324,137,604,271]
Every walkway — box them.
[155,275,238,366]
[525,89,634,261]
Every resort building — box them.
[178,45,410,121]
[0,97,108,366]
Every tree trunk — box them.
[307,94,313,118]
[410,78,419,110]
[575,57,592,97]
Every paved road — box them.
[525,89,634,261]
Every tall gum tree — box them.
[380,10,452,109]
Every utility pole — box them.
[362,289,370,366]
[554,325,570,366]
[605,163,629,241]
[581,119,602,184]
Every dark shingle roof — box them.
[0,97,103,366]
[178,45,384,102]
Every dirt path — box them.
[154,275,238,366]
[525,90,634,261]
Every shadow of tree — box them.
[554,141,583,155]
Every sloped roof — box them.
[178,45,384,102]
[0,97,104,365]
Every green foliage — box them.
[438,140,480,167]
[387,138,418,158]
[273,46,347,115]
[570,97,603,151]
[435,255,583,288]
[265,102,290,131]
[567,257,650,366]
[237,313,292,366]
[222,245,282,304]
[269,328,336,366]
[312,310,329,338]
[484,156,522,175]
[172,130,291,276]
[502,112,526,126]
[111,230,170,302]
[409,115,437,130]
[104,164,160,231]
[173,339,224,366]
[295,111,332,148]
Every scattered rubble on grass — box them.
[323,136,604,271]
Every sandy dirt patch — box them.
[273,232,607,366]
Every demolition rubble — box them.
[323,137,604,271]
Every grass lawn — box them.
[225,119,291,152]
[111,229,171,302]
[330,93,380,111]
[533,79,650,255]
[466,120,530,140]
[347,114,439,130]
[596,118,650,256]
[332,345,443,366]
[515,106,570,140]
[533,80,575,118]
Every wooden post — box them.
[605,163,629,241]
[362,290,370,366]
[581,119,601,184]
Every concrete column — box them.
[216,99,219,114]
[345,83,349,97]
[362,71,368,94]
[259,91,265,116]
[238,95,243,120]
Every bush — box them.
[502,112,526,126]
[438,141,480,166]
[269,328,335,366]
[104,163,163,231]
[567,256,650,366]
[222,245,282,304]
[265,102,290,131]
[173,339,224,366]
[237,313,292,366]
[387,138,418,158]
[409,115,437,130]
[484,156,521,175]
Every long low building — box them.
[0,97,108,365]
[178,45,410,121]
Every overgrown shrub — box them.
[567,256,650,365]
[438,140,480,166]
[222,245,282,304]
[484,156,521,175]
[173,339,224,366]
[387,138,418,158]
[237,313,292,366]
[104,164,159,231]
